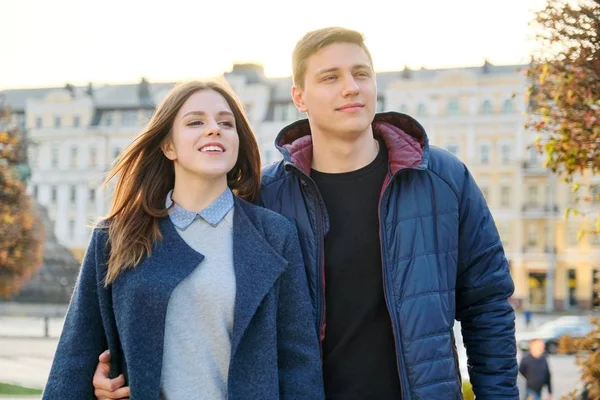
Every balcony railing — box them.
[521,204,559,218]
[521,160,547,175]
[522,245,557,254]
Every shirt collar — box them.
[165,188,234,230]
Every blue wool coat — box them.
[42,198,324,400]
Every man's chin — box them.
[338,117,372,133]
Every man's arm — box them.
[545,358,553,397]
[518,356,528,379]
[455,165,518,399]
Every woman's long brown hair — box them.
[101,81,261,285]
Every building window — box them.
[527,186,538,205]
[501,186,511,207]
[73,115,81,127]
[482,100,493,115]
[28,148,37,168]
[592,184,600,204]
[121,110,138,126]
[273,103,301,121]
[527,224,538,247]
[528,147,540,163]
[446,144,459,157]
[501,144,511,165]
[89,188,96,203]
[70,186,77,203]
[287,103,302,120]
[54,116,61,128]
[480,144,491,164]
[51,186,57,203]
[447,99,460,116]
[376,98,385,112]
[35,117,42,129]
[416,103,426,117]
[503,99,513,114]
[17,114,25,131]
[89,146,97,167]
[263,149,273,165]
[103,113,113,126]
[51,147,59,168]
[274,104,289,121]
[70,146,78,168]
[567,222,579,246]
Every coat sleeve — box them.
[276,225,325,400]
[455,166,518,399]
[42,229,109,399]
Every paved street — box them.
[0,311,590,399]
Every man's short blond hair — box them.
[292,27,373,89]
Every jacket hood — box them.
[274,112,430,176]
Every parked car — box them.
[517,316,594,354]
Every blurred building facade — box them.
[2,62,599,310]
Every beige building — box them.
[2,62,598,311]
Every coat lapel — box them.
[230,200,288,358]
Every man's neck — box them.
[311,128,380,173]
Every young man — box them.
[91,27,518,399]
[519,339,552,400]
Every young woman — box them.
[42,81,324,400]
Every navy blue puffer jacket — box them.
[259,112,518,399]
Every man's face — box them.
[292,42,377,141]
[529,339,545,357]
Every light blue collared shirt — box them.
[165,188,234,230]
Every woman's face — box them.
[163,89,240,183]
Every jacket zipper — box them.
[378,180,408,399]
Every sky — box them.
[0,0,548,90]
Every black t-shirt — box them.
[311,140,402,399]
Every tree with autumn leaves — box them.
[527,0,600,228]
[526,0,600,398]
[0,103,44,298]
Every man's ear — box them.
[291,85,308,113]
